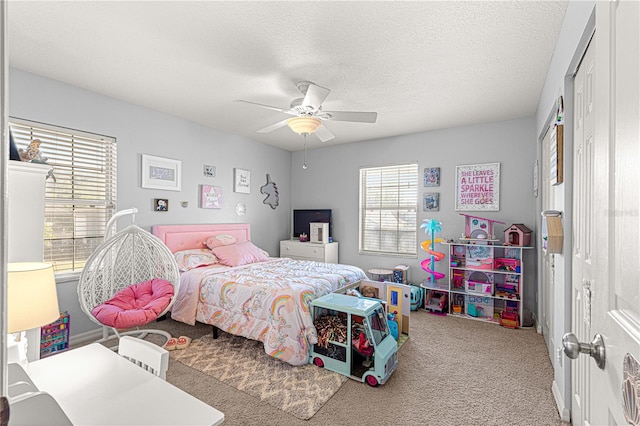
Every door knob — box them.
[562,333,606,370]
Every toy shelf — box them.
[40,312,70,358]
[444,242,532,328]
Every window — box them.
[10,118,117,275]
[359,163,418,256]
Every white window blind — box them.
[10,118,117,274]
[359,163,418,256]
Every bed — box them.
[152,224,367,366]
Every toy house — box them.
[460,214,505,242]
[336,280,411,342]
[504,223,532,247]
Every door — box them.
[541,125,555,362]
[591,1,640,423]
[571,29,595,426]
[568,1,640,424]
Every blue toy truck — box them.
[310,293,398,386]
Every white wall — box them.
[9,68,292,336]
[291,117,538,315]
[534,1,595,421]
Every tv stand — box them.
[280,240,339,263]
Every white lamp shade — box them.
[8,262,60,333]
[287,116,322,135]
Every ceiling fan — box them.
[237,81,377,143]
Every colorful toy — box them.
[310,293,398,387]
[460,214,504,241]
[420,219,445,283]
[500,306,520,328]
[425,290,448,314]
[393,264,409,283]
[504,224,532,247]
[494,257,521,273]
[387,312,399,340]
[409,285,424,311]
[452,294,464,314]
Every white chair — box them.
[117,336,169,380]
[7,363,73,426]
[77,209,180,347]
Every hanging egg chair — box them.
[78,209,180,345]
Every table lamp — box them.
[7,262,60,368]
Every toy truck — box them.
[310,292,398,387]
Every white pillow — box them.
[174,249,218,272]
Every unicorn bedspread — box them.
[171,258,366,365]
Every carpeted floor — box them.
[170,333,347,420]
[146,310,567,426]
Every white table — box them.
[27,343,224,425]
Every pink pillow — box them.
[205,234,238,249]
[211,241,269,267]
[92,278,174,329]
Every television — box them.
[293,209,332,239]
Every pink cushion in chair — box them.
[92,278,175,329]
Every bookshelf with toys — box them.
[442,215,532,328]
[446,242,529,326]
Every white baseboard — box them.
[552,380,571,422]
[69,328,105,347]
[531,312,543,334]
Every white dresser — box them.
[8,161,52,363]
[279,240,339,263]
[8,161,50,262]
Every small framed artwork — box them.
[141,154,182,191]
[234,168,250,193]
[424,167,440,187]
[423,193,440,211]
[203,164,216,178]
[550,124,563,185]
[201,185,222,209]
[154,198,169,212]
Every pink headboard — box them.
[152,223,251,253]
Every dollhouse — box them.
[504,223,532,247]
[459,214,505,242]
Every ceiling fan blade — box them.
[314,124,335,143]
[322,111,378,123]
[235,99,289,114]
[257,119,289,133]
[302,83,331,110]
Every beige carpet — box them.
[146,310,566,425]
[169,333,347,420]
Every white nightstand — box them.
[280,240,339,263]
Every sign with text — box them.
[455,162,500,211]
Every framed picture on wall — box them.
[141,154,182,191]
[154,198,169,212]
[233,168,250,193]
[455,162,500,211]
[424,167,440,187]
[423,193,439,211]
[550,124,563,185]
[200,185,222,209]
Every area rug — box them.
[170,334,347,420]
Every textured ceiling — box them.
[8,1,568,152]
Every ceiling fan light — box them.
[287,116,321,135]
